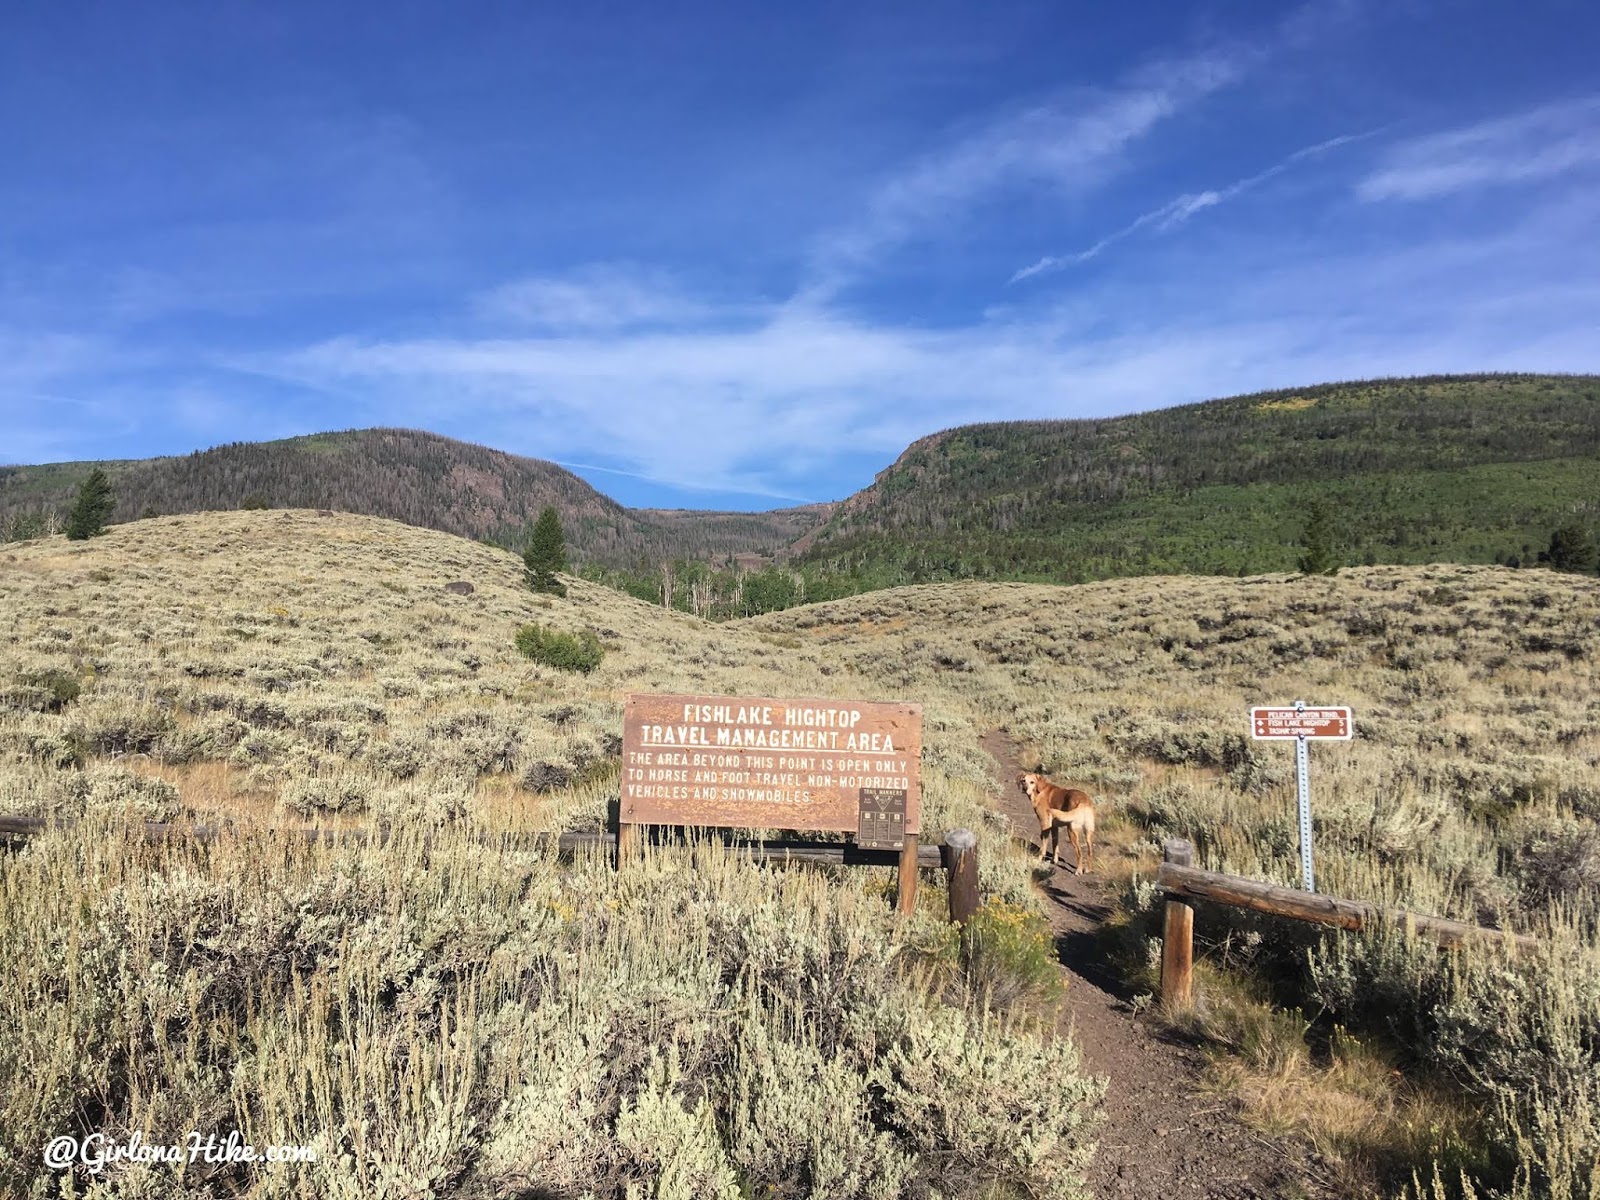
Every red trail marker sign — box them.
[1248,701,1354,892]
[1250,706,1353,740]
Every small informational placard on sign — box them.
[856,788,908,850]
[1250,706,1353,740]
[622,693,922,837]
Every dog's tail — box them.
[1049,804,1095,834]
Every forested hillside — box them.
[797,373,1600,586]
[9,375,1599,608]
[0,428,827,569]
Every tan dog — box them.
[1018,772,1095,874]
[1042,802,1096,874]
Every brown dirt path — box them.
[979,730,1334,1200]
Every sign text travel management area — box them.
[621,693,923,838]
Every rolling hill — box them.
[0,509,1097,1197]
[795,373,1600,586]
[0,428,831,569]
[8,374,1599,605]
[1,508,1595,1195]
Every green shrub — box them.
[6,724,90,769]
[50,766,183,821]
[1310,923,1600,1198]
[520,760,574,792]
[1541,523,1597,573]
[154,714,250,763]
[0,831,1102,1199]
[879,1001,1101,1194]
[74,703,176,755]
[9,668,81,713]
[945,896,1065,1018]
[281,774,370,817]
[515,623,603,674]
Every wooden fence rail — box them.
[0,814,983,926]
[1157,837,1540,1007]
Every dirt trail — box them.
[979,730,1333,1200]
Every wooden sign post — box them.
[620,693,924,910]
[1249,702,1353,892]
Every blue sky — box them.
[3,1,1598,510]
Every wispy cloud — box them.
[12,0,1599,510]
[14,183,1600,496]
[802,2,1356,299]
[1012,132,1371,281]
[801,52,1246,299]
[1358,96,1600,201]
[246,190,1600,500]
[475,265,722,332]
[0,330,142,462]
[269,311,957,497]
[0,331,108,392]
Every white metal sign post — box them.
[1295,728,1313,892]
[1249,701,1353,893]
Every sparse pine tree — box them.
[1542,523,1597,573]
[1296,500,1339,576]
[65,468,115,541]
[524,505,568,596]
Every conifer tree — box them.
[65,468,115,541]
[524,505,568,596]
[1296,500,1339,576]
[1542,524,1597,573]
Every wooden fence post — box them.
[1161,838,1195,1010]
[617,821,640,869]
[945,828,979,926]
[896,832,920,915]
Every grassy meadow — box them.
[752,567,1600,1198]
[3,509,1598,1197]
[0,511,1089,1199]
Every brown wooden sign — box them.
[621,693,922,835]
[1250,706,1353,740]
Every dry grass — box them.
[1207,1024,1485,1195]
[0,820,1103,1198]
[753,567,1600,917]
[0,511,1093,1199]
[0,511,1021,870]
[5,513,1599,1196]
[751,565,1600,1196]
